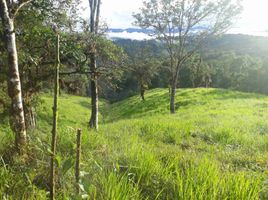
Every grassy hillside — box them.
[1,88,268,199]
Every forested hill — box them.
[112,34,268,99]
[114,34,268,58]
[207,34,268,57]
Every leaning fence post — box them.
[75,129,82,194]
[50,33,60,200]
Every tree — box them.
[134,0,242,113]
[86,0,126,129]
[88,0,101,129]
[16,8,55,130]
[0,0,32,151]
[127,42,160,100]
[203,51,262,90]
[10,0,84,130]
[186,54,212,88]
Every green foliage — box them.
[112,39,165,101]
[127,41,161,99]
[113,36,268,100]
[98,172,141,200]
[77,33,127,79]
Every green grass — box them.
[1,88,268,199]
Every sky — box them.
[82,0,268,39]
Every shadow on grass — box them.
[79,100,90,109]
[102,88,264,123]
[102,89,209,123]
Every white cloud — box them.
[236,0,268,30]
[82,0,268,36]
[107,31,152,40]
[82,0,143,28]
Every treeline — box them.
[109,36,268,101]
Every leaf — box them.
[24,173,32,185]
[114,162,120,172]
[81,194,89,199]
[80,171,89,177]
[55,155,61,167]
[79,183,85,192]
[62,158,74,176]
[47,148,53,156]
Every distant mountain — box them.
[113,34,268,58]
[206,34,268,57]
[109,26,208,34]
[113,34,268,96]
[107,28,153,40]
[108,27,268,41]
[107,27,208,40]
[108,28,154,34]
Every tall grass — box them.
[0,88,268,199]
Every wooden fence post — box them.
[50,33,60,200]
[75,129,82,194]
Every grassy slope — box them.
[1,88,268,199]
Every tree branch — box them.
[11,0,32,19]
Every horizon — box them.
[82,0,268,39]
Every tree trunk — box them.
[170,61,181,114]
[88,0,101,130]
[89,55,98,130]
[0,0,27,151]
[170,82,176,114]
[24,105,36,130]
[50,34,60,200]
[140,84,145,101]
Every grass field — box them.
[1,88,268,199]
